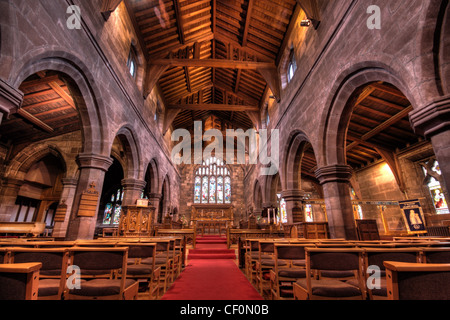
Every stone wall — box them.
[0,0,180,238]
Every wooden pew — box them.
[0,262,42,300]
[0,222,46,237]
[385,261,450,300]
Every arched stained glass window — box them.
[194,157,231,204]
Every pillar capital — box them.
[76,153,114,172]
[148,193,162,200]
[315,165,353,185]
[280,189,308,201]
[410,95,450,138]
[61,178,78,186]
[121,178,147,191]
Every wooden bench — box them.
[0,222,46,237]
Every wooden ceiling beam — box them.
[167,103,259,112]
[173,0,186,44]
[242,0,255,46]
[347,105,413,151]
[17,109,54,133]
[151,58,276,70]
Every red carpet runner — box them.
[161,236,263,300]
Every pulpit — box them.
[118,205,155,237]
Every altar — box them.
[191,204,234,235]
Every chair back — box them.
[364,248,420,271]
[307,248,363,271]
[117,243,156,260]
[69,247,128,273]
[421,248,450,264]
[275,244,314,260]
[259,241,275,255]
[9,248,69,277]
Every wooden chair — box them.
[245,239,267,285]
[270,244,313,300]
[362,247,421,300]
[8,248,70,300]
[384,261,450,300]
[141,239,172,293]
[66,247,138,300]
[0,262,42,300]
[293,248,365,300]
[255,240,287,297]
[117,242,161,300]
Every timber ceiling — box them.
[0,71,80,156]
[345,81,419,170]
[127,0,299,131]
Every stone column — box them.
[0,78,23,126]
[148,193,162,224]
[410,96,450,203]
[121,178,147,207]
[65,153,114,240]
[281,189,307,224]
[315,165,357,240]
[0,178,24,222]
[52,178,78,238]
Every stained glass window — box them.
[194,176,201,204]
[194,157,231,204]
[202,176,209,204]
[102,187,124,225]
[224,177,231,204]
[209,177,216,203]
[305,204,314,222]
[217,177,224,204]
[423,160,449,215]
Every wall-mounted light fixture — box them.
[300,19,320,29]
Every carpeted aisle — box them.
[161,236,263,300]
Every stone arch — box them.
[419,0,450,96]
[320,64,416,167]
[5,143,68,182]
[158,174,171,222]
[112,125,142,180]
[253,179,263,211]
[282,130,314,191]
[439,1,450,94]
[264,172,281,206]
[144,158,160,195]
[9,48,109,156]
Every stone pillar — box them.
[0,178,24,222]
[148,193,162,224]
[315,165,357,240]
[65,153,114,240]
[410,96,450,203]
[121,178,147,206]
[52,178,78,238]
[0,78,23,126]
[281,189,307,224]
